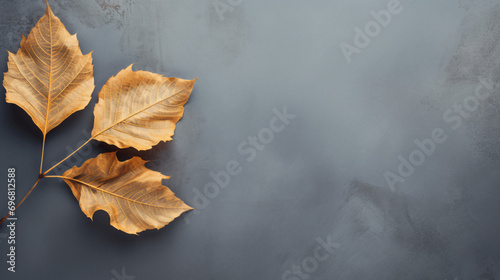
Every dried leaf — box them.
[62,152,192,234]
[91,65,196,150]
[4,3,94,134]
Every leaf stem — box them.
[39,133,47,175]
[0,178,41,226]
[2,132,92,226]
[42,137,93,175]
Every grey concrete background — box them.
[1,0,500,279]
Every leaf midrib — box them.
[61,176,189,210]
[93,85,184,139]
[44,10,53,137]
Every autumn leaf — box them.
[62,152,192,234]
[4,2,94,134]
[91,65,196,151]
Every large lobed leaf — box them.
[62,152,192,234]
[4,3,94,134]
[91,65,196,150]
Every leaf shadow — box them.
[91,209,190,241]
[116,140,174,160]
[116,140,178,173]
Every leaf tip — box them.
[45,0,54,16]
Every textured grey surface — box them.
[1,0,500,279]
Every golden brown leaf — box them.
[62,152,192,234]
[91,65,196,150]
[3,3,94,134]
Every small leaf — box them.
[91,65,196,150]
[62,152,192,234]
[4,2,94,134]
